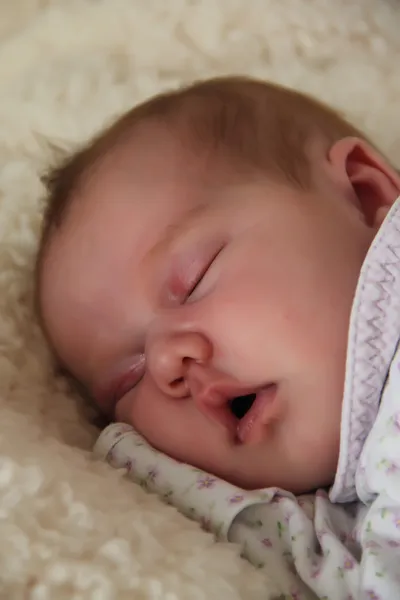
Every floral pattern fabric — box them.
[94,424,363,599]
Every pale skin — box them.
[39,125,400,493]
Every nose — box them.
[146,331,212,397]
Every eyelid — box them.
[185,245,224,300]
[166,240,223,303]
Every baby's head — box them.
[36,76,400,493]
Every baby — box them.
[36,76,400,599]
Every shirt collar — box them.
[330,196,400,502]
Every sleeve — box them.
[93,423,275,540]
[93,424,315,598]
[230,492,362,600]
[228,501,318,599]
[356,490,400,598]
[94,424,361,600]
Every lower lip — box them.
[236,384,277,444]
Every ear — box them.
[328,137,400,228]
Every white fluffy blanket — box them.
[0,1,399,598]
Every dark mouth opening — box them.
[229,393,256,420]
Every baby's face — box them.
[41,129,376,492]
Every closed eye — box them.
[186,245,224,301]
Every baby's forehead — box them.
[52,146,213,267]
[93,123,214,196]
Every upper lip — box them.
[195,380,259,408]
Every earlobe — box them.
[328,137,400,228]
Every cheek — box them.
[202,272,290,379]
[202,240,349,377]
[115,379,173,445]
[116,378,218,467]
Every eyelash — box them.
[185,246,223,301]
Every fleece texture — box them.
[0,1,399,598]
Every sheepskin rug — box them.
[0,1,399,598]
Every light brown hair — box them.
[35,75,370,317]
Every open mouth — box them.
[229,393,257,420]
[195,379,277,444]
[227,385,277,443]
